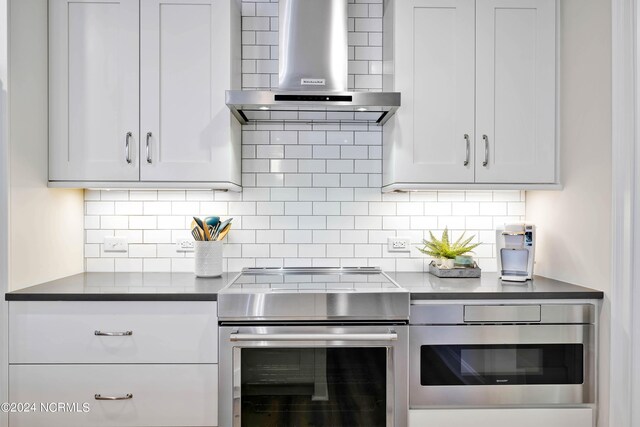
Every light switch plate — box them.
[104,236,128,253]
[388,237,411,252]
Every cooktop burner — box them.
[218,267,409,322]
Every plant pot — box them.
[437,258,455,269]
[194,241,223,277]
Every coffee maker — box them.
[495,224,536,282]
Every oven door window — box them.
[240,347,387,427]
[420,344,584,385]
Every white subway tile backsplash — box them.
[271,244,298,258]
[100,190,129,201]
[86,202,114,216]
[84,0,523,273]
[285,230,313,244]
[115,258,144,273]
[143,202,172,215]
[299,131,326,145]
[86,230,114,244]
[157,190,186,201]
[257,145,284,158]
[100,216,129,230]
[299,216,327,229]
[243,244,270,258]
[298,160,326,173]
[87,258,115,273]
[298,188,326,201]
[85,216,100,230]
[129,244,157,258]
[341,230,368,244]
[285,174,313,187]
[328,188,354,201]
[270,159,298,173]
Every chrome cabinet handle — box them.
[146,132,152,164]
[94,330,133,336]
[125,132,132,164]
[482,134,489,167]
[95,394,133,401]
[464,134,470,166]
[230,332,398,342]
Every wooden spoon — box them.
[217,224,231,241]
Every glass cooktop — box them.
[222,267,405,294]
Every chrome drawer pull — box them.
[94,330,133,336]
[463,134,470,166]
[95,393,133,401]
[230,332,397,342]
[146,132,152,163]
[125,132,132,164]
[482,134,489,166]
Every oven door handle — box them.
[229,332,398,342]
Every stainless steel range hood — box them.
[226,0,400,126]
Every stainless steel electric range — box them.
[218,267,410,427]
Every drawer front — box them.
[409,408,593,427]
[9,301,217,364]
[9,364,218,427]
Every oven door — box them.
[220,325,408,427]
[409,324,595,407]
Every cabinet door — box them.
[389,0,475,184]
[140,0,238,182]
[49,0,140,182]
[475,0,556,183]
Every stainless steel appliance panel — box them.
[220,324,409,427]
[409,324,595,407]
[410,303,595,325]
[219,291,409,321]
[463,305,541,323]
[279,0,348,91]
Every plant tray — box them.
[428,261,481,278]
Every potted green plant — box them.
[418,228,481,269]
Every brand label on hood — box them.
[301,78,326,86]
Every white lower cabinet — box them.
[409,408,593,427]
[9,364,217,427]
[8,301,219,427]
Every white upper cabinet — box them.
[49,0,140,182]
[475,0,556,183]
[383,0,558,191]
[140,0,241,183]
[49,0,242,190]
[384,0,475,185]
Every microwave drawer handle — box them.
[95,330,133,336]
[95,393,133,401]
[230,332,397,342]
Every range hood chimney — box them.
[226,0,400,125]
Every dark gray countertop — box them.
[4,271,604,301]
[4,272,234,301]
[387,272,604,300]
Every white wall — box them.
[8,0,84,291]
[526,0,612,425]
[0,0,8,422]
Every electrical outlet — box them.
[388,237,411,252]
[176,238,195,253]
[104,236,128,253]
